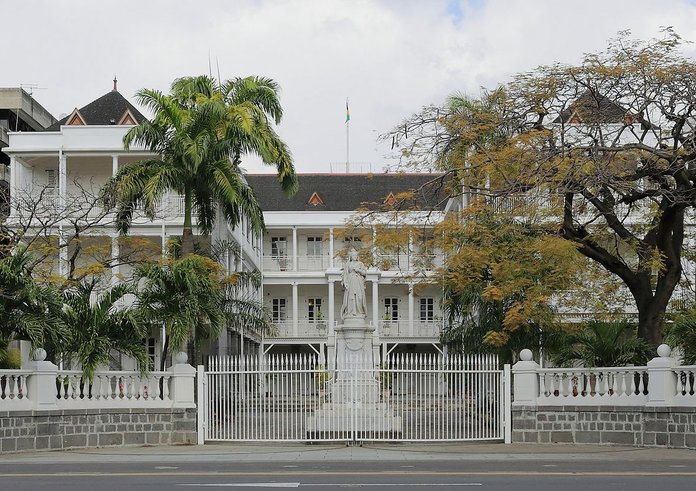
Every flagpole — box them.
[345,98,350,173]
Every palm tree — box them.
[666,313,696,365]
[552,319,653,368]
[104,75,297,256]
[51,281,149,381]
[134,255,226,369]
[0,248,65,361]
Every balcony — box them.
[269,321,329,339]
[263,255,330,272]
[379,319,443,338]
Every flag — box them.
[345,99,350,124]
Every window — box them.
[272,298,286,322]
[384,297,399,321]
[308,298,322,321]
[46,169,58,193]
[271,237,287,257]
[145,337,156,371]
[420,298,434,321]
[307,236,323,256]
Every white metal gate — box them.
[197,354,511,443]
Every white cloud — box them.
[3,0,696,172]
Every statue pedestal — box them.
[306,316,402,438]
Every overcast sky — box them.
[4,0,696,173]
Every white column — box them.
[646,344,677,406]
[292,282,299,336]
[372,279,379,329]
[328,280,335,336]
[9,155,17,217]
[408,284,414,336]
[161,223,167,257]
[58,152,67,208]
[292,227,298,271]
[111,236,120,286]
[111,155,119,177]
[329,228,335,268]
[511,349,540,406]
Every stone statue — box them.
[341,248,367,319]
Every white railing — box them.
[55,370,173,408]
[380,320,443,338]
[269,321,329,338]
[202,353,509,443]
[263,255,291,272]
[537,367,648,406]
[513,345,696,408]
[0,355,196,412]
[0,370,32,410]
[297,255,329,271]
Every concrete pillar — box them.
[372,279,379,330]
[328,280,335,337]
[58,152,66,209]
[169,352,196,408]
[292,282,298,336]
[408,284,414,336]
[646,344,677,406]
[292,227,298,271]
[329,228,335,268]
[111,155,119,177]
[24,349,58,410]
[111,236,120,286]
[9,155,17,217]
[511,349,540,406]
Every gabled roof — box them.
[246,173,448,212]
[47,88,146,131]
[554,91,628,124]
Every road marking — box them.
[283,465,299,468]
[156,466,180,470]
[542,465,557,467]
[178,484,300,488]
[178,485,482,488]
[669,465,687,468]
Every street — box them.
[0,443,695,490]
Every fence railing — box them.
[0,351,196,411]
[513,345,696,407]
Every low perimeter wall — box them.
[512,405,696,448]
[0,407,197,453]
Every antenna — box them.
[216,57,222,86]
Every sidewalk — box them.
[2,442,694,464]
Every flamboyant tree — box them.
[385,29,696,345]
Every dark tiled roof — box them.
[553,91,628,124]
[47,90,146,131]
[246,173,449,212]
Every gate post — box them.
[504,363,512,444]
[196,365,206,445]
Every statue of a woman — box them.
[341,248,367,319]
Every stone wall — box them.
[0,407,197,453]
[513,405,696,448]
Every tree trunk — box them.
[181,190,194,257]
[635,287,672,346]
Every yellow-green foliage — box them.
[0,348,22,369]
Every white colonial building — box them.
[246,173,447,362]
[3,85,449,367]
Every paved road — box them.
[1,443,695,490]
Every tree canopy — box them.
[386,29,696,344]
[105,75,297,256]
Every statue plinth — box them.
[307,315,402,438]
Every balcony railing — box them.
[379,319,443,338]
[269,321,329,338]
[263,253,439,273]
